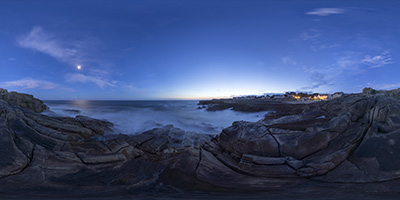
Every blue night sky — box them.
[0,0,399,100]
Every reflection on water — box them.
[71,100,91,109]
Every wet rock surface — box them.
[1,88,400,197]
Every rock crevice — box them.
[2,88,400,194]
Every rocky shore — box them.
[198,98,309,113]
[1,88,400,198]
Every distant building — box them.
[232,91,343,102]
[300,97,310,101]
[293,95,301,100]
[313,94,328,101]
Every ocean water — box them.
[43,100,267,135]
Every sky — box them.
[0,0,399,100]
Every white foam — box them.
[44,101,268,135]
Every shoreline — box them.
[1,88,400,198]
[43,100,267,135]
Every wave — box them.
[43,101,268,135]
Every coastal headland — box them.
[1,87,400,198]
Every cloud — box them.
[306,8,347,16]
[367,82,400,90]
[16,26,103,67]
[18,26,118,89]
[17,26,84,65]
[336,54,365,74]
[282,56,296,65]
[300,50,393,90]
[300,52,368,90]
[300,67,333,90]
[0,77,58,90]
[8,58,16,61]
[299,29,321,41]
[298,29,342,52]
[310,44,341,52]
[64,73,116,88]
[362,51,393,68]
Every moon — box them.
[77,65,82,70]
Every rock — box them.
[63,109,81,114]
[237,154,299,178]
[195,149,302,189]
[76,152,126,164]
[132,125,212,154]
[0,88,48,113]
[238,159,297,177]
[0,126,31,178]
[167,146,201,175]
[347,126,400,182]
[286,157,304,169]
[368,97,400,133]
[205,89,400,185]
[314,160,370,183]
[195,149,246,186]
[219,121,280,158]
[105,140,130,153]
[362,87,376,94]
[274,131,335,159]
[34,117,94,138]
[241,154,286,165]
[199,98,307,113]
[2,88,400,196]
[76,115,114,135]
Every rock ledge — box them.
[1,88,400,196]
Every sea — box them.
[43,100,267,135]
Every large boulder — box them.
[0,88,48,113]
[196,91,400,187]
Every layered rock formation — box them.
[1,88,400,197]
[0,88,48,113]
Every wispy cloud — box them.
[17,26,85,65]
[336,54,365,74]
[362,51,393,68]
[300,52,371,90]
[367,82,400,90]
[282,56,296,65]
[299,29,321,41]
[64,73,116,88]
[18,26,119,89]
[298,29,342,52]
[310,44,341,52]
[0,77,59,90]
[300,67,333,90]
[306,8,347,16]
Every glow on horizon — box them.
[160,74,309,100]
[161,86,291,100]
[0,1,398,100]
